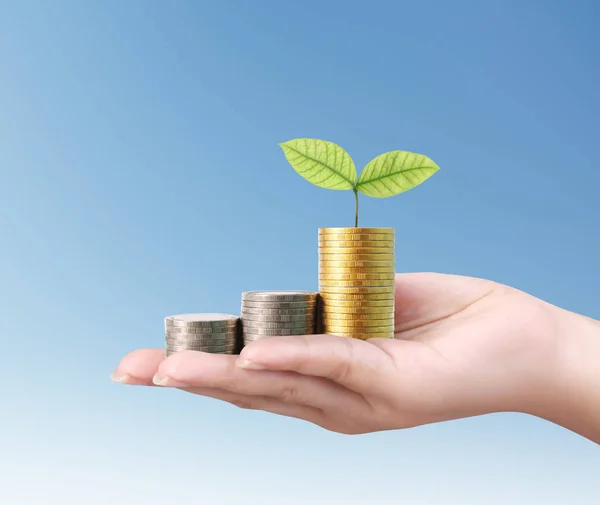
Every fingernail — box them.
[110,371,131,384]
[152,373,169,386]
[237,359,266,370]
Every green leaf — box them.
[279,138,356,190]
[356,150,440,198]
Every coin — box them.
[318,240,394,248]
[166,341,235,349]
[323,325,394,335]
[321,305,393,315]
[327,332,395,340]
[241,312,314,322]
[319,296,394,306]
[319,273,396,281]
[241,315,313,325]
[319,258,396,270]
[242,335,278,343]
[241,300,317,309]
[319,286,395,295]
[165,332,237,340]
[168,342,237,350]
[319,227,394,235]
[165,313,239,328]
[242,322,314,331]
[319,253,395,261]
[166,335,237,342]
[318,245,393,253]
[166,347,234,356]
[319,279,394,287]
[241,321,313,330]
[242,327,312,336]
[242,291,318,302]
[318,233,394,242]
[240,307,316,316]
[319,266,395,274]
[322,316,393,327]
[164,325,237,334]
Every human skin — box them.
[111,273,600,444]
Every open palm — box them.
[112,273,558,434]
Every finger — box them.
[394,272,495,332]
[180,386,325,426]
[154,350,368,414]
[111,348,165,385]
[236,334,395,392]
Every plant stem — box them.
[353,189,359,228]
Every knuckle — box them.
[280,387,299,403]
[162,352,187,380]
[332,361,352,383]
[330,339,355,383]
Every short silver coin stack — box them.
[164,313,239,356]
[240,291,318,345]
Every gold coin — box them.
[319,253,395,261]
[322,317,393,327]
[319,246,394,254]
[324,325,395,333]
[319,295,394,303]
[319,279,394,287]
[318,240,394,249]
[321,305,393,315]
[321,309,393,318]
[324,324,395,333]
[319,286,395,295]
[319,260,395,268]
[319,273,396,281]
[320,298,394,307]
[318,233,395,242]
[319,265,395,274]
[328,332,395,340]
[319,227,394,235]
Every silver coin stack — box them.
[164,313,239,356]
[240,291,318,345]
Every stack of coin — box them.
[318,227,395,340]
[164,313,239,356]
[240,291,318,345]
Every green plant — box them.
[279,138,440,227]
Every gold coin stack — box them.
[318,227,395,340]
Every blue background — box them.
[1,1,598,503]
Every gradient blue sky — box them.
[1,1,599,503]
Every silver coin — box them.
[166,342,234,350]
[242,334,292,343]
[165,341,237,348]
[241,320,313,330]
[165,321,238,330]
[165,335,237,345]
[165,333,236,339]
[165,335,237,344]
[241,299,316,308]
[241,291,318,302]
[165,330,237,338]
[166,347,234,354]
[165,325,237,334]
[241,327,313,336]
[240,321,313,329]
[240,307,316,316]
[242,321,315,333]
[165,313,239,328]
[240,313,315,322]
[166,348,234,354]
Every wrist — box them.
[527,304,600,443]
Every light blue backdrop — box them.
[1,1,598,503]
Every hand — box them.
[111,273,599,440]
